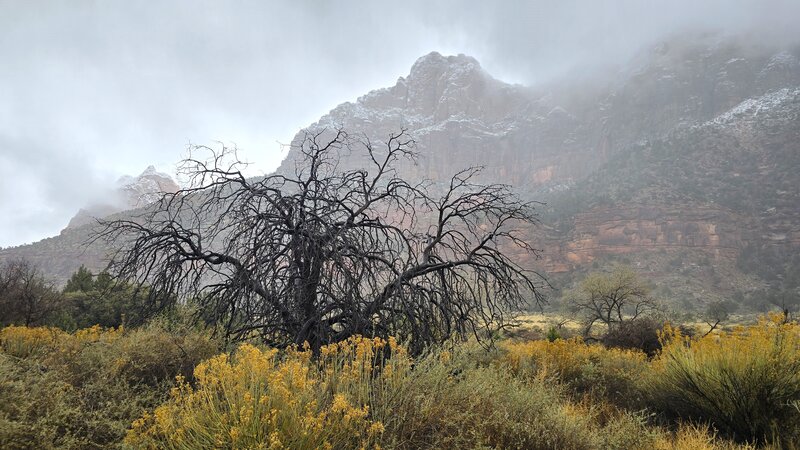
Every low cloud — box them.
[1,0,798,246]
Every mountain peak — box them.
[408,51,483,80]
[139,165,172,179]
[63,166,180,231]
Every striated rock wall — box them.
[560,205,742,266]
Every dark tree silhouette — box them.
[0,259,63,326]
[97,129,545,352]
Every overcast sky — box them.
[1,0,798,247]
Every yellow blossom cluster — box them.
[0,323,122,358]
[125,336,405,450]
[500,337,647,383]
[0,325,65,357]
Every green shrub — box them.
[112,322,218,386]
[546,326,562,342]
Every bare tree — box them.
[96,129,545,352]
[0,259,63,326]
[564,266,657,336]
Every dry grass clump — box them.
[652,423,758,450]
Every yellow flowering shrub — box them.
[10,320,799,449]
[317,336,412,418]
[499,337,648,406]
[125,335,662,450]
[0,323,125,360]
[125,337,394,450]
[0,325,67,358]
[648,315,800,446]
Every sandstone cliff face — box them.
[561,206,742,265]
[541,81,800,288]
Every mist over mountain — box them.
[3,31,798,309]
[3,1,800,248]
[64,166,180,231]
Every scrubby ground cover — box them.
[0,322,218,449]
[2,316,799,449]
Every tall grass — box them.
[499,337,648,408]
[379,348,652,449]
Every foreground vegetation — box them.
[0,321,218,449]
[3,314,799,449]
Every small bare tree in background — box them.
[565,266,658,336]
[97,129,545,352]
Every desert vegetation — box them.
[3,311,799,449]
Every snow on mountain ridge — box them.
[707,87,800,126]
[303,52,531,139]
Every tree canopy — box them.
[62,266,152,329]
[0,259,63,327]
[98,129,545,352]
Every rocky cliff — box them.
[278,35,800,303]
